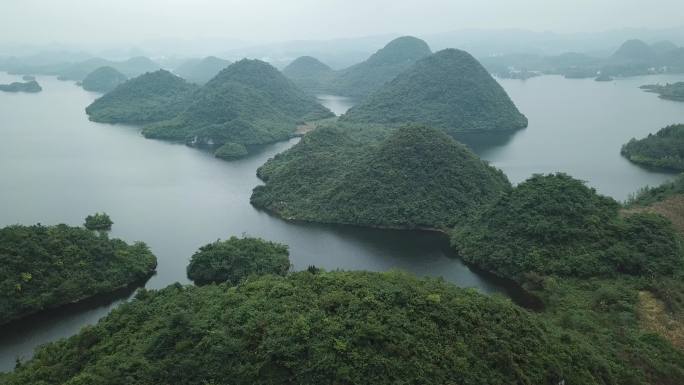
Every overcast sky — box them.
[2,0,684,46]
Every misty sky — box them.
[2,0,684,46]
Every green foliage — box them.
[174,56,232,85]
[0,221,156,325]
[641,82,684,101]
[3,270,619,385]
[186,236,290,285]
[85,70,199,124]
[83,212,113,231]
[341,49,528,133]
[252,124,510,229]
[141,59,333,148]
[329,36,432,98]
[0,80,41,93]
[213,142,248,160]
[452,173,684,280]
[621,124,684,171]
[81,66,127,93]
[536,277,684,385]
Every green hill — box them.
[612,39,657,63]
[187,236,290,285]
[141,59,333,152]
[3,269,619,385]
[452,173,682,281]
[329,36,432,98]
[342,49,528,133]
[651,40,680,55]
[0,218,156,325]
[621,124,684,170]
[281,56,335,94]
[81,66,128,93]
[85,69,199,124]
[0,80,41,93]
[450,173,684,384]
[174,56,232,85]
[252,124,510,229]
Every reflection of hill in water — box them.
[452,130,522,156]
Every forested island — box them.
[621,124,684,170]
[86,69,199,124]
[0,80,41,93]
[87,59,333,159]
[641,82,684,101]
[252,124,510,229]
[81,66,127,93]
[341,48,528,133]
[282,36,432,98]
[0,216,157,325]
[187,236,290,285]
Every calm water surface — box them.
[0,74,505,370]
[457,74,684,200]
[1,72,683,370]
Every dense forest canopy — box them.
[252,124,510,229]
[85,69,199,124]
[0,219,156,325]
[186,236,290,285]
[2,270,620,385]
[81,66,128,93]
[173,56,232,85]
[452,173,684,281]
[341,49,528,133]
[141,59,333,153]
[621,124,684,171]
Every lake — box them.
[1,72,683,371]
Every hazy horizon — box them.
[2,0,684,48]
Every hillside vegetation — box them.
[81,66,127,93]
[141,59,333,151]
[0,218,156,325]
[187,236,290,285]
[3,270,620,385]
[342,49,528,133]
[451,173,684,384]
[621,124,684,171]
[453,173,682,280]
[252,124,510,229]
[85,70,199,124]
